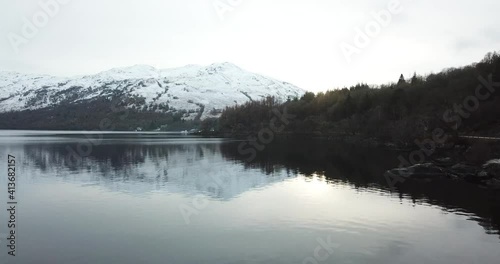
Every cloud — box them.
[0,0,499,92]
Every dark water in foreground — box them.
[0,130,499,264]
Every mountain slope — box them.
[0,63,305,122]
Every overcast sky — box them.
[1,0,499,92]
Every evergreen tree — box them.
[397,74,406,85]
[411,72,419,85]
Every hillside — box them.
[215,52,500,145]
[0,63,304,130]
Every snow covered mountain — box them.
[0,63,305,120]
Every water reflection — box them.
[221,138,500,237]
[3,134,499,236]
[0,132,499,264]
[8,138,295,200]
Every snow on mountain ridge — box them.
[0,63,305,120]
[89,62,242,80]
[94,64,161,81]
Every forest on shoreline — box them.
[203,52,500,146]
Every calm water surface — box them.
[0,130,499,264]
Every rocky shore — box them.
[386,157,500,189]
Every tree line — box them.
[205,51,500,145]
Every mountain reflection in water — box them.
[0,131,499,264]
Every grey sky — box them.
[0,0,499,92]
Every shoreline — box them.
[201,131,500,189]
